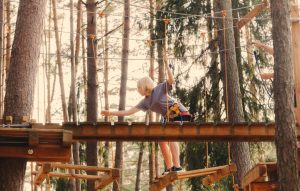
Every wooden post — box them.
[291,5,300,124]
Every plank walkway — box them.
[150,164,237,191]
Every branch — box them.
[95,23,124,42]
[80,0,87,6]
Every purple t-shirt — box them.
[135,82,188,116]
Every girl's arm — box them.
[101,107,140,116]
[163,49,175,85]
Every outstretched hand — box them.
[101,110,110,116]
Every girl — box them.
[101,61,190,174]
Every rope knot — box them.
[88,34,96,40]
[221,10,226,17]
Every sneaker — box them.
[162,168,171,175]
[171,166,183,172]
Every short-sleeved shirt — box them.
[135,82,188,116]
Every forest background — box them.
[0,0,298,190]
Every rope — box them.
[163,18,170,122]
[31,162,34,191]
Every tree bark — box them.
[114,0,130,190]
[68,0,77,190]
[0,0,3,117]
[5,0,10,75]
[74,1,82,190]
[271,0,299,190]
[148,0,156,183]
[104,0,109,122]
[135,143,144,191]
[52,0,68,122]
[45,0,52,123]
[86,0,98,191]
[0,1,46,190]
[214,0,251,185]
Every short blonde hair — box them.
[137,76,154,96]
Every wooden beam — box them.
[46,172,106,180]
[34,163,51,185]
[237,0,269,29]
[249,181,279,191]
[202,164,237,186]
[57,122,300,142]
[0,128,73,146]
[48,163,119,173]
[241,163,269,188]
[94,174,117,189]
[150,165,233,191]
[176,166,228,180]
[150,172,178,191]
[0,146,71,162]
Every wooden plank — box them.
[0,128,72,147]
[62,131,73,147]
[242,163,270,188]
[59,122,300,142]
[46,172,106,180]
[177,165,228,180]
[0,146,71,162]
[202,164,237,186]
[249,181,278,191]
[150,172,178,191]
[94,174,114,189]
[292,5,300,124]
[28,131,39,146]
[34,163,51,185]
[150,165,232,191]
[48,163,118,173]
[237,0,269,29]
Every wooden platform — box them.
[241,162,279,191]
[57,122,298,142]
[33,163,120,190]
[0,128,72,162]
[150,164,236,191]
[242,143,300,191]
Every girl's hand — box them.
[101,110,110,116]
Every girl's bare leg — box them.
[159,142,173,169]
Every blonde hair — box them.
[137,76,154,96]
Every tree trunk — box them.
[135,143,144,191]
[271,1,299,190]
[214,0,251,185]
[104,0,109,122]
[86,0,98,191]
[74,1,82,190]
[45,0,52,123]
[52,0,68,122]
[5,0,10,75]
[245,24,258,120]
[232,0,246,120]
[68,0,77,190]
[0,1,46,190]
[148,0,156,183]
[0,0,3,117]
[114,0,130,190]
